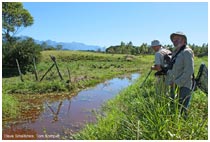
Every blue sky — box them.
[17,2,208,47]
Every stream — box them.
[2,73,140,140]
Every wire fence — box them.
[2,64,19,78]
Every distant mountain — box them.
[18,36,105,51]
[36,39,105,51]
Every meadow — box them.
[74,76,207,140]
[3,51,151,94]
[73,55,208,140]
[2,51,151,121]
[2,50,208,140]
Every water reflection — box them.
[45,101,63,123]
[2,73,140,140]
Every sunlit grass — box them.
[73,73,207,140]
[73,56,208,140]
[2,51,152,122]
[3,51,153,94]
[2,92,19,121]
[2,50,207,140]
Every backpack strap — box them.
[191,73,196,91]
[169,45,186,69]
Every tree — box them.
[106,46,117,54]
[2,3,41,76]
[56,44,63,50]
[3,38,42,73]
[126,41,133,54]
[2,2,34,43]
[120,41,126,54]
[139,43,149,54]
[40,42,48,50]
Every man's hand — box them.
[151,65,162,71]
[170,82,174,87]
[151,65,155,70]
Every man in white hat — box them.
[151,40,171,71]
[151,40,171,95]
[167,32,194,118]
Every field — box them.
[73,54,208,140]
[74,76,208,140]
[2,51,150,121]
[2,50,208,140]
[3,51,150,94]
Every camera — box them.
[162,53,174,71]
[154,53,174,76]
[155,61,174,76]
[162,62,173,72]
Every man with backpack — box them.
[150,40,171,95]
[166,32,194,118]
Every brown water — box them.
[2,73,140,140]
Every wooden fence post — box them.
[40,64,55,81]
[67,67,71,84]
[33,58,38,81]
[16,59,24,82]
[50,55,63,80]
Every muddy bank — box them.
[2,73,140,140]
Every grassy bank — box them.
[3,51,152,94]
[2,51,152,121]
[73,75,207,140]
[73,56,208,140]
[2,92,20,121]
[2,51,208,139]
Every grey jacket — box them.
[166,46,194,89]
[155,47,171,66]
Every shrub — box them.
[3,37,42,74]
[2,92,19,120]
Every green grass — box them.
[73,56,208,140]
[2,92,19,121]
[2,51,152,122]
[3,51,153,94]
[73,74,207,140]
[2,50,207,140]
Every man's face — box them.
[152,46,159,52]
[172,35,185,48]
